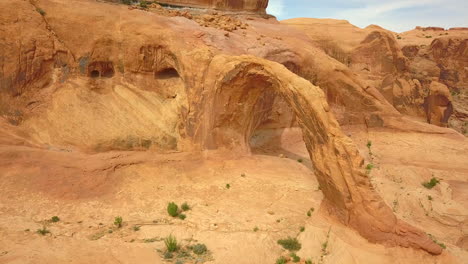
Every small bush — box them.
[307,211,311,217]
[36,8,46,16]
[114,216,123,228]
[139,1,148,8]
[276,256,287,264]
[143,237,158,243]
[120,0,132,4]
[167,202,179,217]
[133,225,140,231]
[178,214,186,220]
[253,226,259,232]
[36,227,50,236]
[422,177,440,189]
[163,251,173,259]
[428,233,447,249]
[192,243,207,255]
[226,184,231,189]
[297,159,303,163]
[290,252,300,262]
[181,202,190,211]
[277,237,301,251]
[51,216,60,223]
[428,195,433,201]
[322,241,328,252]
[165,235,178,252]
[305,259,313,264]
[300,226,305,232]
[426,35,432,38]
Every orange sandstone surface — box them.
[0,1,467,263]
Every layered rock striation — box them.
[156,0,268,12]
[0,0,455,255]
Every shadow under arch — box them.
[199,55,442,255]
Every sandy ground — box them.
[0,126,467,264]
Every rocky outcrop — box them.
[282,18,466,134]
[415,26,445,31]
[423,81,453,126]
[0,0,451,255]
[401,37,468,134]
[157,0,269,12]
[351,30,408,75]
[199,55,442,254]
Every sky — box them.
[266,0,468,32]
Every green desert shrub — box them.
[163,251,173,259]
[422,177,440,189]
[36,8,46,16]
[290,252,300,262]
[167,202,179,217]
[51,216,60,222]
[181,202,190,211]
[277,237,301,251]
[114,216,123,228]
[139,1,148,8]
[36,226,50,235]
[276,256,287,264]
[192,243,207,255]
[165,235,178,252]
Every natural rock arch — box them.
[199,55,442,254]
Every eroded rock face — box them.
[0,0,448,255]
[157,0,269,12]
[424,81,453,127]
[281,18,467,134]
[199,55,442,254]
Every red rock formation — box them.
[415,26,446,31]
[0,0,451,256]
[423,81,453,126]
[449,27,468,31]
[157,0,269,12]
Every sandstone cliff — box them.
[157,0,269,12]
[0,0,465,262]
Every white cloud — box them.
[267,0,285,17]
[335,0,443,18]
[331,0,464,32]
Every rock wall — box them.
[157,0,269,12]
[0,0,450,254]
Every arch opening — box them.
[155,68,180,80]
[87,61,115,79]
[90,70,100,78]
[202,56,443,255]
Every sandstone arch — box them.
[200,55,442,254]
